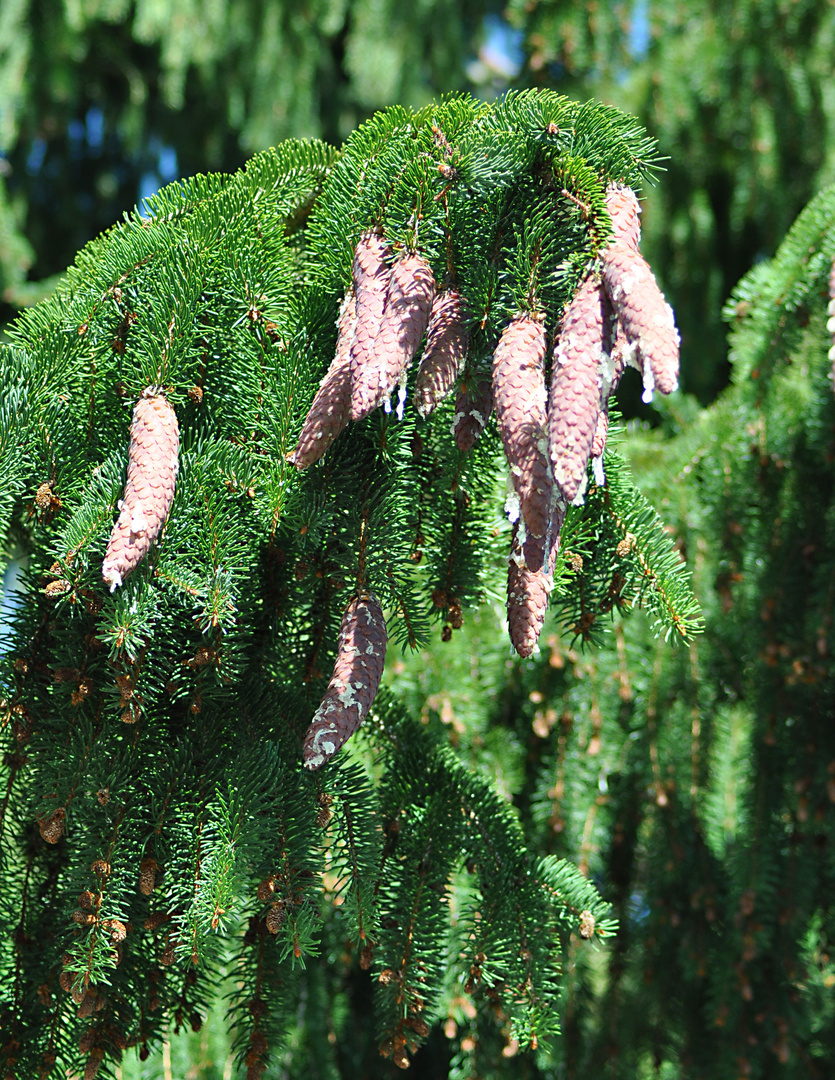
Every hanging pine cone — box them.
[600,245,680,398]
[291,292,356,469]
[452,375,492,452]
[102,389,179,591]
[605,184,641,251]
[506,508,564,658]
[414,289,469,417]
[350,244,435,421]
[549,276,615,503]
[302,593,388,770]
[493,315,553,559]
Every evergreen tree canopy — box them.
[0,92,700,1079]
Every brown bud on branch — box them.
[102,390,179,591]
[302,593,388,770]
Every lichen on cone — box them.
[102,389,179,591]
[492,314,553,560]
[291,291,356,469]
[605,184,641,251]
[414,289,469,417]
[601,244,680,398]
[350,246,435,421]
[549,276,614,503]
[452,375,492,452]
[302,593,388,770]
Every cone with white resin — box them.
[350,250,435,421]
[302,593,388,770]
[507,505,565,658]
[414,289,469,417]
[601,244,680,398]
[291,292,356,469]
[452,376,492,452]
[493,314,553,558]
[549,276,614,503]
[605,184,641,251]
[102,390,179,591]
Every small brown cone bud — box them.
[493,315,553,558]
[38,808,66,844]
[139,856,158,895]
[549,277,614,503]
[605,184,641,251]
[601,245,680,398]
[414,290,469,417]
[452,376,492,452]
[265,901,286,934]
[507,507,565,658]
[303,593,388,770]
[102,389,179,591]
[291,293,356,469]
[351,252,435,420]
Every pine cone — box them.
[549,276,614,503]
[452,376,492,452]
[414,289,469,417]
[302,593,388,770]
[102,390,179,591]
[350,244,435,421]
[605,184,641,251]
[601,245,680,397]
[493,315,553,554]
[590,410,609,461]
[506,508,564,658]
[291,292,356,469]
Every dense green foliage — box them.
[0,93,702,1079]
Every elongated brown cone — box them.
[291,292,356,469]
[507,505,565,658]
[605,184,641,251]
[828,258,835,392]
[601,244,680,397]
[102,390,179,591]
[348,231,391,413]
[303,593,388,770]
[350,251,435,420]
[493,315,553,555]
[549,277,615,503]
[452,376,492,452]
[414,289,469,417]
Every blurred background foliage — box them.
[3,0,835,401]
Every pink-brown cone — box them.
[291,292,356,469]
[414,289,469,417]
[605,184,641,251]
[102,390,179,591]
[452,376,492,452]
[549,277,614,503]
[349,232,391,418]
[601,244,680,397]
[350,251,435,421]
[302,593,388,770]
[493,315,553,551]
[507,506,565,658]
